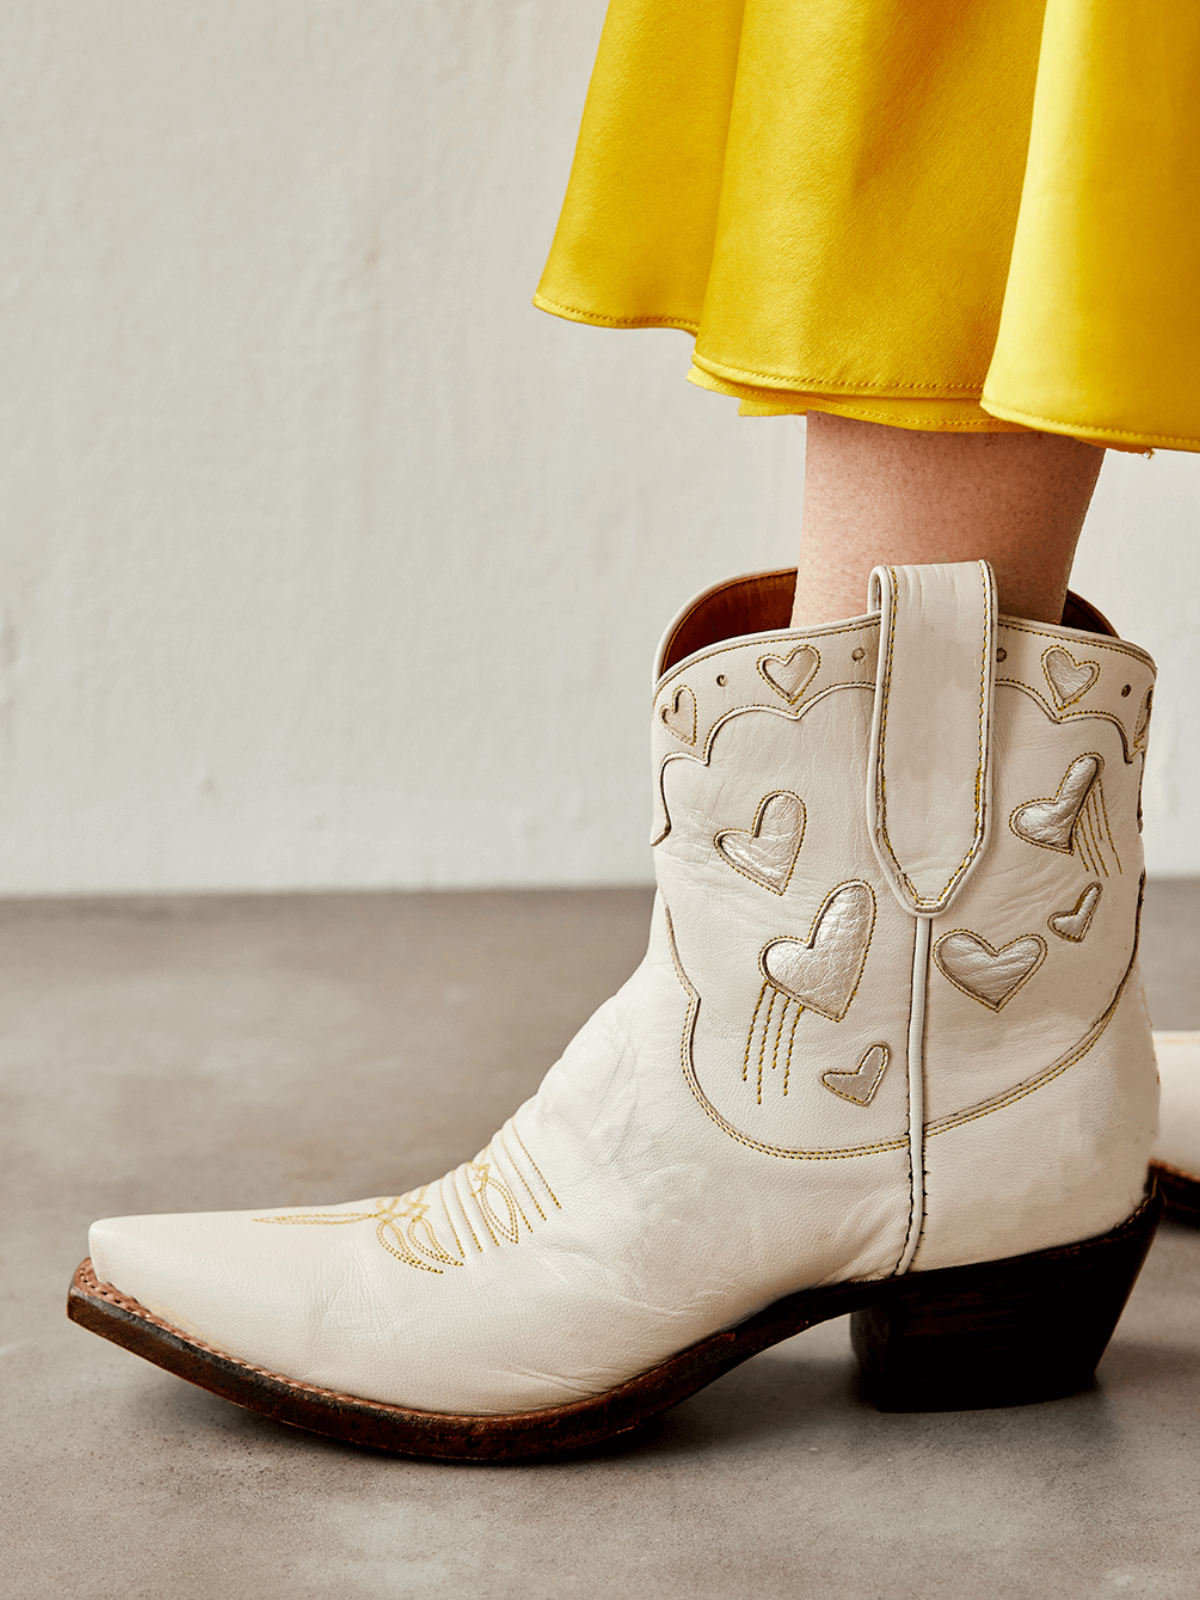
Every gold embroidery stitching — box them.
[1048,883,1103,942]
[998,679,1144,764]
[652,683,874,846]
[497,1126,546,1221]
[1042,645,1100,708]
[872,562,993,914]
[512,1123,562,1211]
[256,1194,465,1275]
[253,1127,563,1274]
[822,1044,890,1106]
[927,880,1144,1134]
[663,903,906,1161]
[932,929,1047,1011]
[759,880,877,1022]
[660,684,697,744]
[1009,752,1121,875]
[714,790,806,894]
[757,644,820,704]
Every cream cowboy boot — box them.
[71,562,1161,1459]
[1152,1033,1200,1223]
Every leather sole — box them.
[67,1189,1161,1461]
[1150,1161,1200,1227]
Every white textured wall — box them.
[0,3,1195,893]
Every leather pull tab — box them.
[866,561,996,916]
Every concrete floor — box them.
[3,882,1199,1599]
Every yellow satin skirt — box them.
[534,0,1200,451]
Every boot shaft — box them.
[650,563,1156,1268]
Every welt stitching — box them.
[77,1264,511,1419]
[1152,1158,1200,1183]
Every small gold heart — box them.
[934,930,1046,1011]
[1049,883,1102,942]
[1043,646,1099,708]
[660,685,697,744]
[715,792,806,894]
[822,1044,889,1106]
[758,645,819,704]
[761,882,875,1021]
[1011,754,1101,853]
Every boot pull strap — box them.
[866,561,997,916]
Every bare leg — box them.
[791,413,1105,627]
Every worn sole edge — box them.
[68,1194,1159,1462]
[1150,1161,1200,1227]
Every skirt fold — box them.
[535,0,1200,450]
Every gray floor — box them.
[3,882,1199,1599]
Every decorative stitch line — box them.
[932,928,1047,1012]
[653,680,874,845]
[872,562,992,913]
[662,903,906,1162]
[714,789,806,895]
[926,877,1145,1134]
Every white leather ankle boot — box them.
[71,562,1162,1458]
[1151,1033,1200,1223]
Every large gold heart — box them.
[715,792,805,894]
[934,930,1046,1010]
[758,645,819,704]
[822,1043,889,1106]
[1043,646,1099,708]
[1010,754,1100,853]
[761,882,875,1021]
[660,684,696,744]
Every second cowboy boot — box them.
[1152,1033,1200,1223]
[70,561,1161,1458]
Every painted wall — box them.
[0,2,1195,893]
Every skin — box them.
[791,412,1106,627]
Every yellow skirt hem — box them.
[979,398,1197,453]
[689,351,986,398]
[531,292,699,334]
[686,364,1025,434]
